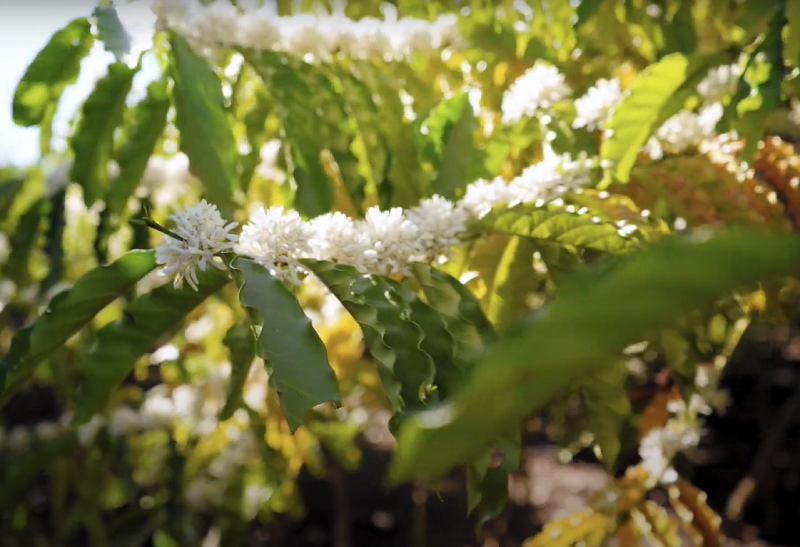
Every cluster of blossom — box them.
[150,0,463,62]
[501,61,573,124]
[155,152,603,289]
[501,61,741,158]
[638,364,729,487]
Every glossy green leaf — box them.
[390,228,800,482]
[70,62,137,206]
[219,322,257,421]
[169,32,237,218]
[74,267,230,422]
[12,18,93,128]
[93,5,132,62]
[0,251,157,401]
[108,78,170,216]
[600,53,690,185]
[234,259,340,431]
[473,202,643,255]
[412,264,496,370]
[304,260,435,413]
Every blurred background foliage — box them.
[3,0,800,546]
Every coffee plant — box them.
[3,0,800,544]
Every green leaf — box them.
[242,51,333,217]
[424,93,476,200]
[487,237,544,331]
[0,251,157,401]
[169,32,237,218]
[304,260,435,413]
[13,18,93,128]
[239,89,271,193]
[2,198,47,287]
[474,202,643,255]
[74,267,230,422]
[412,264,496,373]
[662,1,697,56]
[600,53,690,185]
[786,0,800,65]
[389,228,800,482]
[233,259,340,431]
[466,429,520,528]
[357,62,425,209]
[735,0,783,42]
[737,7,787,162]
[219,322,257,421]
[575,0,604,29]
[0,172,26,221]
[581,360,630,469]
[93,5,132,62]
[70,62,137,206]
[108,78,170,216]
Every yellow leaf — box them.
[633,501,682,547]
[670,480,724,547]
[523,510,612,547]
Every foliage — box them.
[2,0,800,545]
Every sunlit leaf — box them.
[474,202,643,255]
[12,18,93,130]
[601,53,690,185]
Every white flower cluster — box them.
[639,365,729,487]
[639,417,701,487]
[155,152,599,289]
[155,199,239,290]
[460,152,598,218]
[151,0,462,62]
[501,61,572,124]
[573,78,625,131]
[697,64,741,103]
[642,103,725,159]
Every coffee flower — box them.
[155,200,239,290]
